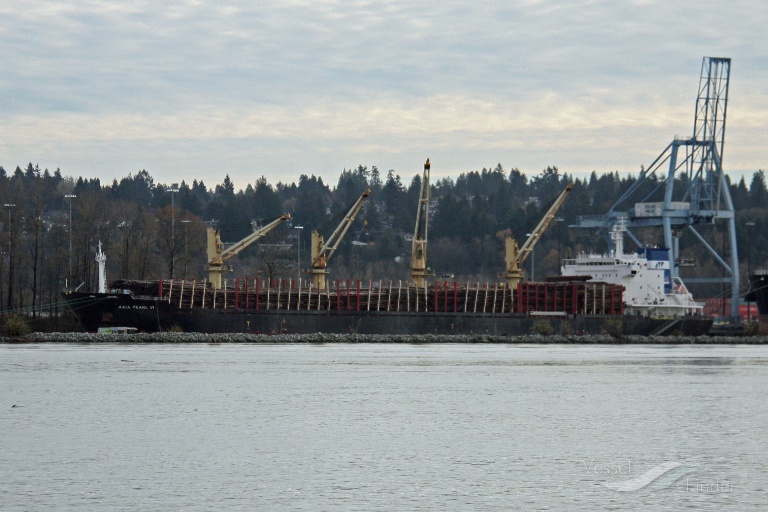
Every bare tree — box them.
[176,216,207,281]
[243,235,293,283]
[134,210,159,280]
[25,178,48,317]
[156,204,185,279]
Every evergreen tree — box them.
[0,157,764,315]
[749,170,767,207]
[731,176,750,211]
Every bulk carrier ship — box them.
[61,274,712,336]
[62,160,712,336]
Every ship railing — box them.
[163,278,516,315]
[160,278,624,317]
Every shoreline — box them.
[5,332,768,344]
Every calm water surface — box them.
[2,343,767,511]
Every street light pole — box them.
[4,203,16,309]
[747,221,755,321]
[294,225,303,286]
[64,194,76,289]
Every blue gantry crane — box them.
[574,57,739,319]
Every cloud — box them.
[1,1,767,188]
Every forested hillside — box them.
[1,161,766,317]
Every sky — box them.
[1,1,767,191]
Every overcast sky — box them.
[1,1,766,190]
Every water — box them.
[2,343,767,511]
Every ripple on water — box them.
[2,343,766,511]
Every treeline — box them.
[1,161,767,317]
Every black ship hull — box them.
[62,289,713,337]
[154,308,713,336]
[61,291,171,333]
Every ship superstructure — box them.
[561,218,704,318]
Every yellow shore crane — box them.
[410,158,435,287]
[499,182,574,288]
[308,189,371,289]
[206,214,291,289]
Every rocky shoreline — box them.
[5,332,768,344]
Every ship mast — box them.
[96,241,107,293]
[410,159,434,287]
[610,216,627,257]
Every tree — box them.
[24,175,50,317]
[156,204,188,279]
[113,202,143,279]
[113,170,155,205]
[335,166,370,208]
[369,166,382,193]
[749,170,767,208]
[245,232,293,282]
[0,156,765,321]
[731,176,750,211]
[252,176,283,221]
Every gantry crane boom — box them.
[410,159,434,287]
[206,213,291,289]
[499,182,573,287]
[308,189,371,289]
